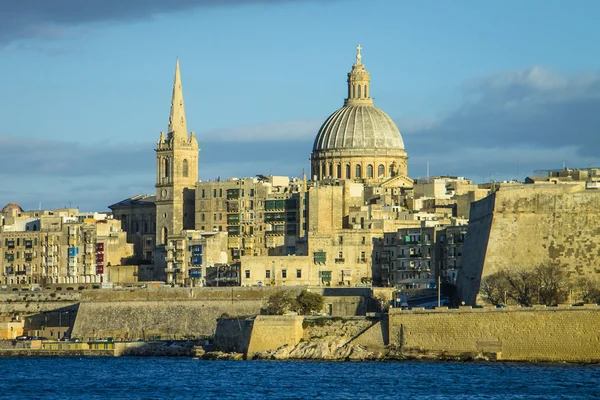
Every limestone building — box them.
[0,205,132,286]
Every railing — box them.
[334,258,345,263]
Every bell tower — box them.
[155,59,199,252]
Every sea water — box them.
[0,358,598,399]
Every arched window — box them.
[162,227,168,244]
[346,164,351,179]
[357,85,361,98]
[328,163,333,177]
[352,85,356,98]
[364,85,368,98]
[356,164,362,178]
[182,159,189,177]
[337,164,341,178]
[366,164,373,178]
[378,164,385,177]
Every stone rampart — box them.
[71,299,265,341]
[458,185,600,304]
[389,305,600,363]
[246,315,303,356]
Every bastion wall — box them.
[389,305,600,363]
[458,185,600,304]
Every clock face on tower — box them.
[161,189,168,198]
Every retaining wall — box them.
[389,305,600,362]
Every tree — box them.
[295,290,324,315]
[575,277,600,304]
[480,272,509,306]
[479,265,569,306]
[266,291,297,315]
[534,264,568,305]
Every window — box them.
[364,85,368,98]
[201,214,205,222]
[182,159,189,177]
[282,269,287,279]
[162,227,168,244]
[266,270,271,279]
[245,270,250,279]
[250,189,255,197]
[357,85,361,98]
[366,164,373,178]
[296,269,302,279]
[328,163,333,177]
[164,158,170,179]
[378,164,385,177]
[202,189,205,198]
[213,214,217,221]
[336,164,341,178]
[213,189,217,198]
[356,164,362,178]
[362,236,366,244]
[219,189,223,197]
[219,214,222,221]
[360,251,366,262]
[389,164,394,176]
[338,236,343,245]
[346,164,351,178]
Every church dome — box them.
[310,45,408,182]
[313,104,404,152]
[1,202,23,213]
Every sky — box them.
[1,0,599,211]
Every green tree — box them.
[266,291,297,315]
[295,290,324,315]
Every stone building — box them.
[163,230,228,285]
[440,224,468,284]
[108,194,156,263]
[0,205,132,286]
[194,175,308,262]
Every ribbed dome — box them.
[313,104,404,152]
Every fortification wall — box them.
[71,299,265,340]
[213,318,254,354]
[0,292,81,315]
[246,315,303,356]
[458,185,600,304]
[389,305,600,363]
[80,286,302,302]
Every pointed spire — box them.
[168,58,187,138]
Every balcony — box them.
[334,258,345,263]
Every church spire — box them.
[168,58,187,138]
[345,44,373,106]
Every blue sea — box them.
[0,358,598,399]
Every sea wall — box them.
[389,305,600,363]
[247,315,303,356]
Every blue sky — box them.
[1,0,599,211]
